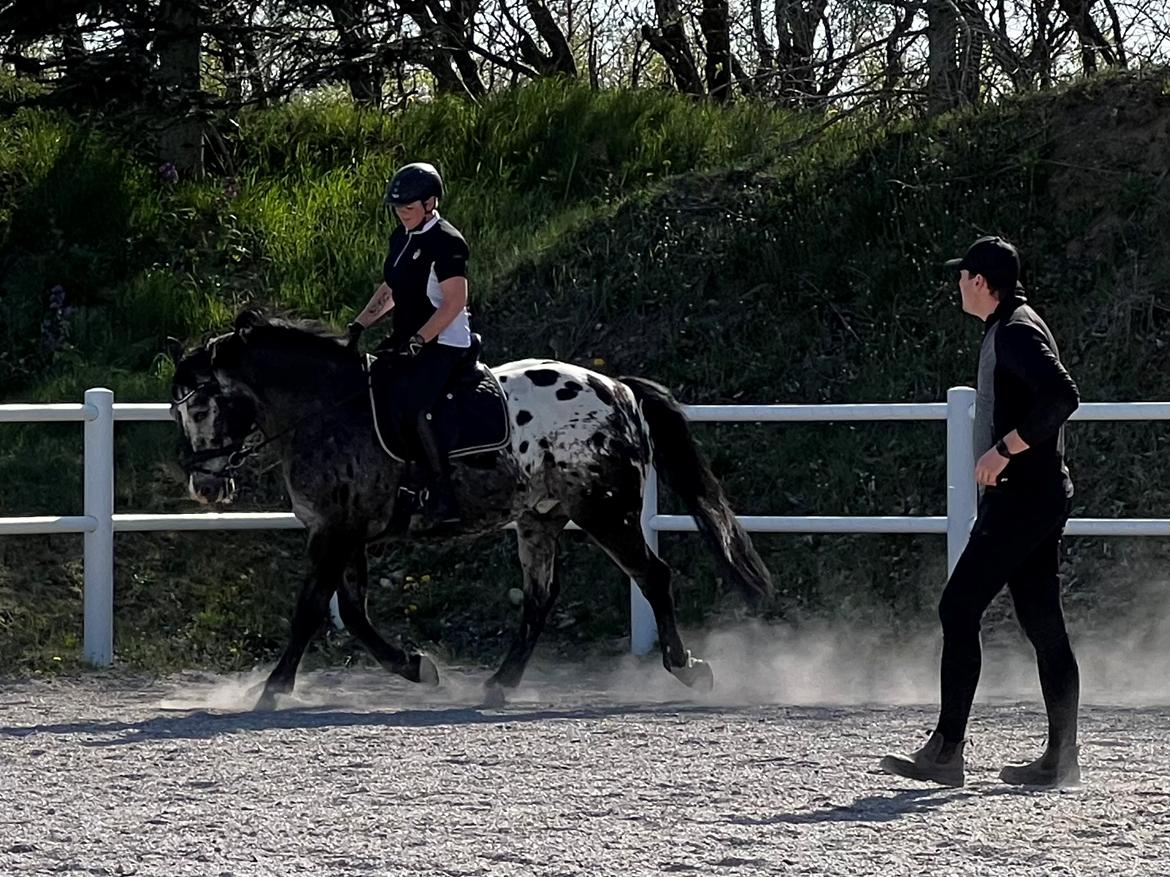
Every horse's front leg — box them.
[257,528,346,710]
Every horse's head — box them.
[168,310,356,503]
[168,336,257,505]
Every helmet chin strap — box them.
[408,198,437,231]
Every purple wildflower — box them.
[159,162,179,184]
[40,285,74,353]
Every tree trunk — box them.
[525,0,578,76]
[392,0,486,97]
[641,0,704,96]
[958,22,983,106]
[926,0,960,114]
[881,1,916,110]
[216,35,242,107]
[699,0,733,102]
[748,0,774,93]
[774,0,827,106]
[155,0,203,177]
[1056,0,1117,73]
[327,0,385,105]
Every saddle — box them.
[365,334,511,466]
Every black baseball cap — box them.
[945,235,1020,291]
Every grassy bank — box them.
[1,72,1167,674]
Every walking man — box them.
[880,235,1082,787]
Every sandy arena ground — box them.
[2,628,1168,876]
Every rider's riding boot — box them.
[879,730,966,787]
[416,412,461,526]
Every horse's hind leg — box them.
[574,504,713,692]
[336,542,439,685]
[485,513,568,695]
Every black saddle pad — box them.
[365,353,510,463]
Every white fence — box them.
[2,387,1168,663]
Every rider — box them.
[347,162,471,526]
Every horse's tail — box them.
[619,376,773,608]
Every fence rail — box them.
[3,388,1168,663]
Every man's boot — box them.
[999,745,1080,787]
[415,413,461,527]
[879,731,966,787]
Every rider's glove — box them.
[345,321,364,349]
[396,332,426,358]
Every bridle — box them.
[173,382,265,476]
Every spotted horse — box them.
[169,310,772,708]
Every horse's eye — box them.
[193,411,209,423]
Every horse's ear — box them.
[235,308,265,331]
[164,336,184,364]
[209,334,239,370]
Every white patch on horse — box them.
[493,359,641,497]
[174,392,236,479]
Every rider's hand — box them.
[396,333,426,358]
[345,321,364,349]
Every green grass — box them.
[1,72,1167,674]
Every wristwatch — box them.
[995,438,1014,459]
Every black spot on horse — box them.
[589,430,607,450]
[499,375,508,382]
[519,440,529,453]
[516,410,533,426]
[538,438,550,450]
[526,368,560,387]
[555,380,583,402]
[587,375,615,407]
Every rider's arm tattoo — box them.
[365,288,392,317]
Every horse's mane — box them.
[230,311,357,366]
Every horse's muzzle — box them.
[188,472,236,505]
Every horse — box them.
[169,310,772,708]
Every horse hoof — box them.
[481,683,507,708]
[412,654,440,686]
[672,657,714,693]
[255,689,283,712]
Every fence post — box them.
[631,464,659,655]
[83,388,115,667]
[946,386,978,576]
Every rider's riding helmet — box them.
[384,162,443,209]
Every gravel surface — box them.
[2,648,1168,877]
